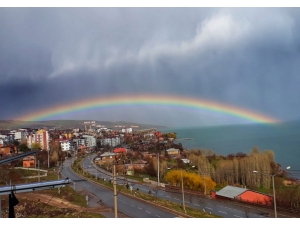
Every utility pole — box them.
[0,195,2,218]
[272,175,277,218]
[113,164,118,218]
[58,162,60,194]
[204,176,206,195]
[181,170,186,213]
[47,147,50,168]
[157,153,160,187]
[38,160,40,182]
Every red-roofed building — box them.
[23,156,35,168]
[113,148,127,155]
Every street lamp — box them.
[253,166,290,218]
[167,167,186,213]
[191,165,207,195]
[180,169,186,213]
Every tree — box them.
[19,143,31,152]
[31,142,41,150]
[164,170,216,192]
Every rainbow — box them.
[15,94,280,123]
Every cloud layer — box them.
[1,8,300,127]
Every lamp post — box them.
[181,169,186,213]
[113,163,118,218]
[253,166,290,218]
[192,165,207,195]
[167,167,186,213]
[157,153,160,187]
[47,147,50,168]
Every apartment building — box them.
[82,135,96,148]
[27,129,50,150]
[100,136,121,147]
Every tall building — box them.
[101,136,121,147]
[82,135,96,148]
[27,129,50,150]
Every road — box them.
[81,153,276,218]
[61,157,179,218]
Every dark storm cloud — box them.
[1,7,300,126]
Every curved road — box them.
[82,153,276,218]
[61,157,179,218]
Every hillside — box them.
[0,120,167,130]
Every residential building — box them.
[132,160,148,170]
[211,185,272,206]
[27,129,50,150]
[60,139,72,151]
[82,135,96,148]
[166,148,180,158]
[72,137,86,150]
[101,136,121,147]
[121,128,132,133]
[10,129,28,142]
[95,152,116,165]
[23,156,35,168]
[0,145,17,158]
[113,147,127,155]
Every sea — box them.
[161,121,300,179]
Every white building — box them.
[101,136,121,147]
[82,135,96,148]
[72,138,86,150]
[60,140,72,151]
[0,134,14,144]
[121,128,132,133]
[12,129,28,142]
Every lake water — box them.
[161,122,300,179]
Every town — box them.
[0,120,300,218]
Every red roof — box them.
[113,148,127,153]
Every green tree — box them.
[19,143,31,152]
[31,142,41,150]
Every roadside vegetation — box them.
[71,156,221,218]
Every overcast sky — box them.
[1,7,300,127]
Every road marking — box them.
[174,198,180,200]
[194,203,200,206]
[205,207,212,210]
[234,215,241,218]
[138,207,142,210]
[146,211,151,214]
[218,211,227,214]
[166,196,171,198]
[130,204,135,207]
[155,215,160,217]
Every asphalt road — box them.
[61,157,179,218]
[81,153,276,218]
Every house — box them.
[166,148,180,158]
[132,160,148,170]
[23,156,36,168]
[113,147,127,155]
[212,185,272,206]
[95,152,116,165]
[125,164,134,176]
[0,145,17,158]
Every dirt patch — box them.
[0,192,125,218]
